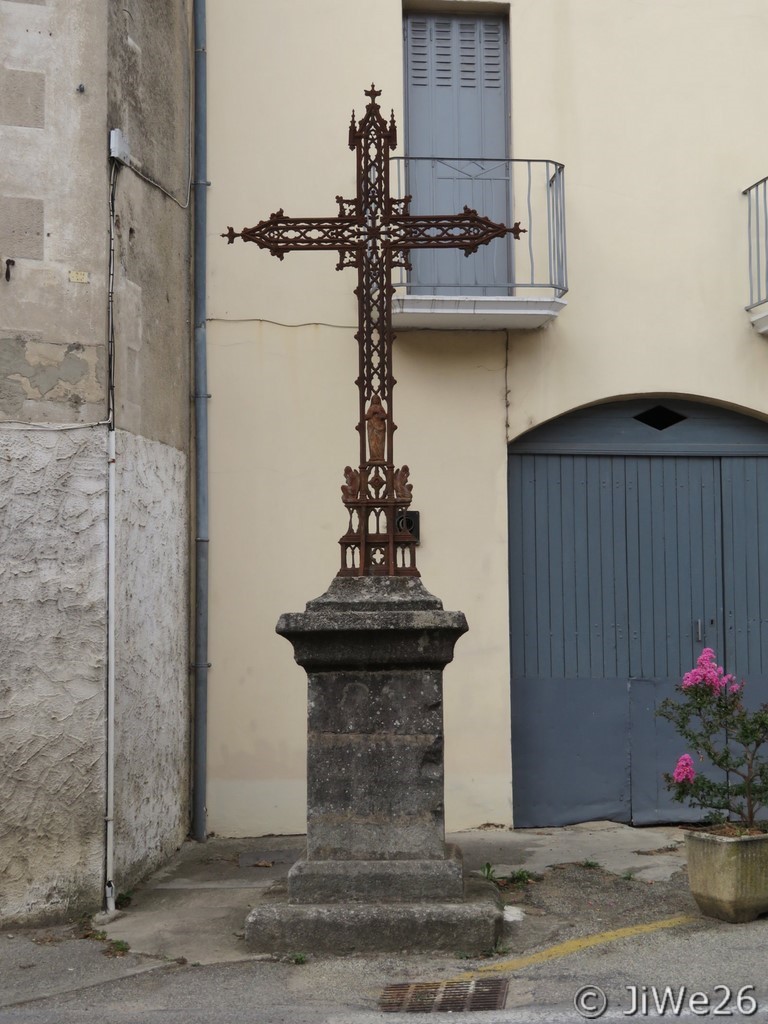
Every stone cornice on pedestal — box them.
[277,577,468,671]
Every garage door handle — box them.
[696,619,703,642]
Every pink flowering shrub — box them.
[658,649,768,828]
[672,754,696,784]
[681,648,735,693]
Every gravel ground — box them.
[494,860,698,954]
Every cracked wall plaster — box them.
[0,334,103,415]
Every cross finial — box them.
[364,84,382,102]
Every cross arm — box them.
[222,204,361,262]
[386,205,525,257]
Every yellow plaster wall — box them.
[506,0,768,434]
[206,0,768,835]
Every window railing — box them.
[744,175,768,311]
[390,157,567,299]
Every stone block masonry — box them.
[0,69,45,129]
[0,197,44,260]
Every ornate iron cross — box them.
[224,86,524,577]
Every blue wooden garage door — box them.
[508,400,768,826]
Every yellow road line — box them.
[452,914,698,982]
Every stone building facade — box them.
[1,0,191,922]
[7,0,768,921]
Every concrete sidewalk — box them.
[7,818,767,1023]
[99,821,688,965]
[0,821,694,1017]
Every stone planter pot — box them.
[685,831,768,923]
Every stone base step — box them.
[245,878,503,954]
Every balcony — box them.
[391,157,568,331]
[744,175,768,334]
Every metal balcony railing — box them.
[744,175,768,310]
[391,157,567,299]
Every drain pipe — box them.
[105,426,117,912]
[191,0,210,843]
[104,157,119,915]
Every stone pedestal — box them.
[244,576,503,953]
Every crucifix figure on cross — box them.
[224,85,525,577]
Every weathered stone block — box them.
[308,669,443,734]
[306,733,445,859]
[288,844,464,903]
[245,879,503,954]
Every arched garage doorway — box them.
[508,399,768,827]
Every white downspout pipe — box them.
[105,425,116,914]
[102,154,119,917]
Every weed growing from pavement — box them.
[480,862,497,882]
[103,939,130,957]
[504,869,539,886]
[267,952,309,965]
[76,916,105,941]
[634,844,681,856]
[479,866,541,894]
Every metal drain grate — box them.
[379,978,509,1013]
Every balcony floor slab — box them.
[392,295,567,331]
[749,307,768,335]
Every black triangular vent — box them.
[634,406,687,431]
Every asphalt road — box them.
[3,831,767,1024]
[2,927,768,1024]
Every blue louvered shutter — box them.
[404,14,510,295]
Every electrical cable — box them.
[206,317,357,329]
[124,162,192,210]
[106,159,118,428]
[0,420,110,431]
[114,10,194,209]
